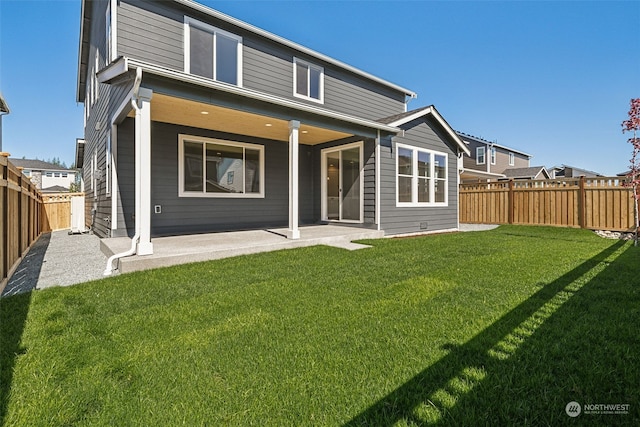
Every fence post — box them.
[578,176,586,229]
[1,154,7,281]
[508,179,514,224]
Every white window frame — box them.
[184,17,243,87]
[476,146,486,165]
[490,146,496,165]
[396,143,448,207]
[293,57,324,104]
[105,130,112,196]
[106,0,117,64]
[509,152,515,166]
[178,134,264,198]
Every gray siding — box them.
[117,0,184,71]
[380,119,459,235]
[117,0,406,121]
[116,120,320,237]
[82,0,116,238]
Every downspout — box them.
[104,67,143,275]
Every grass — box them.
[1,225,638,426]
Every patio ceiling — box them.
[131,93,353,145]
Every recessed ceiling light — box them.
[265,123,272,127]
[301,130,308,134]
[200,111,209,115]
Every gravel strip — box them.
[1,230,108,297]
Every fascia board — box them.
[388,106,471,156]
[174,0,416,98]
[124,58,401,134]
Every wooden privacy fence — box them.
[1,154,44,289]
[42,192,84,232]
[459,176,636,232]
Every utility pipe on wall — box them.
[104,67,143,275]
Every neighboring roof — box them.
[9,159,73,171]
[78,0,417,102]
[503,166,550,180]
[460,169,506,180]
[42,185,71,193]
[550,164,603,177]
[0,93,9,114]
[457,132,532,158]
[378,106,470,156]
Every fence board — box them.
[460,176,635,232]
[0,155,47,292]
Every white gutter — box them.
[104,67,143,275]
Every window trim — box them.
[293,57,324,104]
[184,16,243,87]
[509,152,515,166]
[178,134,264,198]
[476,146,486,165]
[490,146,496,165]
[396,143,448,207]
[106,0,117,64]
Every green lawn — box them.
[1,226,638,426]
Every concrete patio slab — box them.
[101,225,383,274]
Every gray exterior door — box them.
[321,142,364,223]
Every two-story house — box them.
[9,158,78,192]
[76,0,469,257]
[457,132,547,182]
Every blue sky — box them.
[0,0,638,175]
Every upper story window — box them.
[397,143,448,207]
[293,58,324,103]
[476,146,486,165]
[509,152,515,166]
[490,146,496,165]
[185,17,243,86]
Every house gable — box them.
[379,115,461,235]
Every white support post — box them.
[287,120,300,239]
[137,88,154,255]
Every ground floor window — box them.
[178,134,264,198]
[396,143,448,206]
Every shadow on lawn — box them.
[0,233,50,426]
[345,240,639,426]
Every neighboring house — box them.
[549,164,603,178]
[457,132,532,182]
[76,0,469,255]
[9,158,77,192]
[502,166,550,180]
[0,93,8,152]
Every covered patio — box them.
[101,224,383,274]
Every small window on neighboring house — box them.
[509,152,515,166]
[45,172,53,178]
[62,173,68,178]
[476,146,486,165]
[185,17,242,86]
[490,147,496,165]
[23,170,31,177]
[293,58,324,103]
[54,172,61,178]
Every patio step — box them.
[101,226,384,274]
